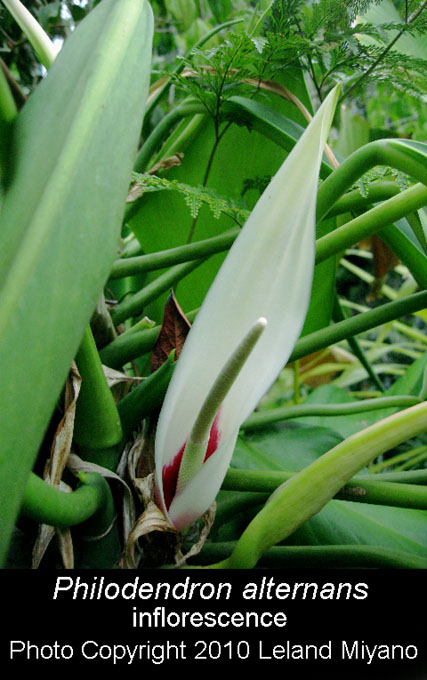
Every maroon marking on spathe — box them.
[162,443,185,513]
[162,411,221,511]
[204,410,220,462]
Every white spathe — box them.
[155,86,340,530]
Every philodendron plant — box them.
[1,0,427,570]
[154,88,339,531]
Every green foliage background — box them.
[1,0,427,570]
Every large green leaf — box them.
[0,0,153,566]
[227,420,427,558]
[286,499,427,558]
[301,217,337,336]
[233,422,342,472]
[128,71,314,321]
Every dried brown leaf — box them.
[32,525,55,569]
[32,364,81,568]
[126,153,184,202]
[56,528,74,569]
[371,234,400,282]
[146,74,170,106]
[120,499,179,569]
[120,473,179,569]
[137,420,157,479]
[103,364,145,402]
[149,152,184,175]
[121,468,216,569]
[174,502,216,568]
[245,78,339,170]
[151,290,191,373]
[47,362,81,485]
[103,365,144,388]
[295,347,355,387]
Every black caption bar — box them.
[2,569,426,677]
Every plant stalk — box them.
[73,326,123,469]
[241,394,421,431]
[316,139,427,223]
[222,468,427,510]
[289,290,427,363]
[192,542,427,569]
[21,471,111,527]
[316,183,427,265]
[110,258,206,326]
[211,401,427,568]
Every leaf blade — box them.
[0,0,154,566]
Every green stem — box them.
[248,1,274,37]
[101,290,427,371]
[0,59,26,110]
[316,183,427,265]
[117,352,175,442]
[148,113,207,168]
[289,290,427,363]
[359,469,427,483]
[74,472,121,569]
[222,468,427,510]
[293,360,301,404]
[110,258,206,326]
[23,469,120,569]
[370,444,427,473]
[192,542,427,569]
[100,309,198,369]
[0,65,18,123]
[241,394,421,431]
[0,66,17,190]
[100,325,160,369]
[332,293,385,391]
[133,99,206,174]
[74,326,123,469]
[316,139,427,223]
[215,469,427,524]
[326,180,401,217]
[396,449,427,472]
[110,229,239,279]
[211,401,427,568]
[21,471,111,527]
[112,184,424,286]
[1,0,57,69]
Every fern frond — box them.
[130,172,250,224]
